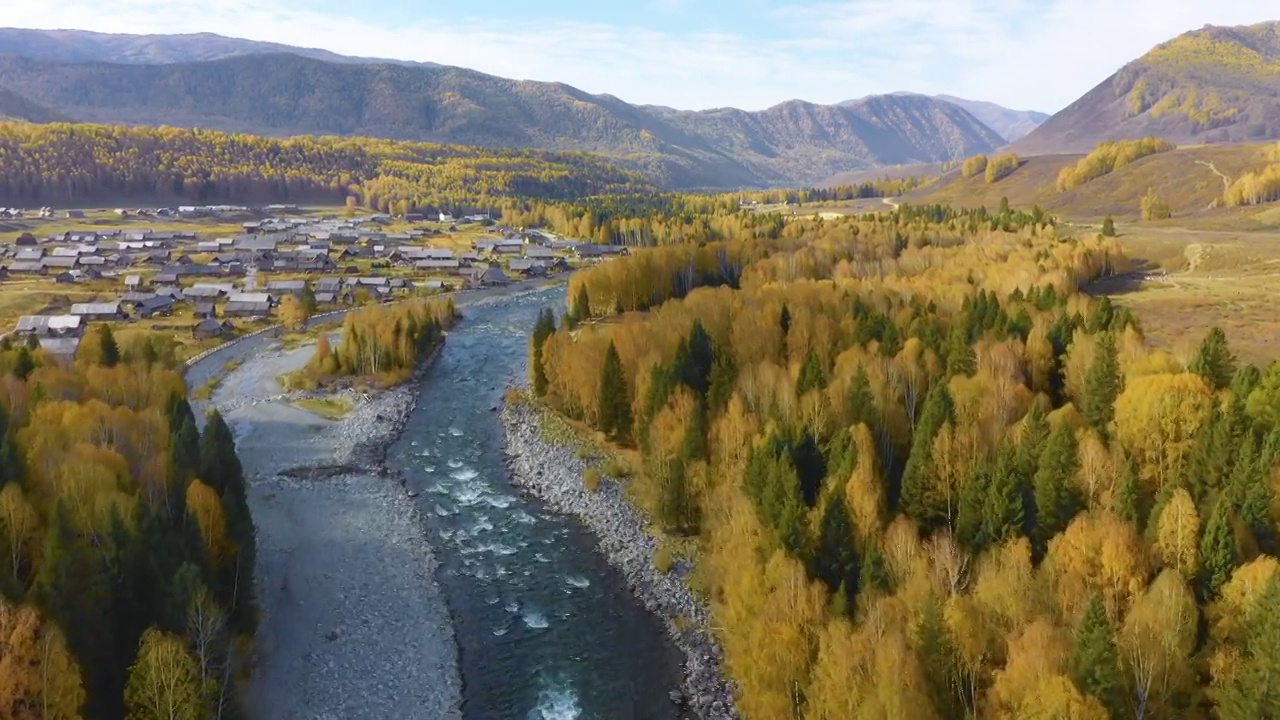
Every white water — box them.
[527,684,583,720]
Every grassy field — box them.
[291,396,353,420]
[909,142,1277,225]
[1091,225,1280,367]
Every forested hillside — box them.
[529,203,1280,717]
[0,328,254,719]
[0,53,1002,188]
[1016,21,1280,154]
[0,122,652,210]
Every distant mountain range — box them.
[0,27,437,67]
[0,33,1006,189]
[1014,21,1280,155]
[840,92,1049,143]
[2,22,1276,189]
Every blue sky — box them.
[3,0,1279,112]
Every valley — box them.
[6,14,1280,720]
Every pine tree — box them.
[1071,592,1122,715]
[957,463,992,552]
[14,346,34,380]
[1032,422,1082,557]
[301,282,317,316]
[97,324,120,367]
[530,308,556,397]
[1081,331,1121,435]
[1112,455,1143,526]
[984,442,1026,545]
[1101,215,1117,237]
[899,384,953,523]
[945,324,976,378]
[815,488,859,601]
[796,348,826,395]
[1191,326,1236,391]
[572,284,591,322]
[844,364,876,428]
[597,341,631,442]
[656,457,697,535]
[915,591,962,718]
[1199,498,1239,602]
[1212,576,1280,717]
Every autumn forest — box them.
[530,204,1280,719]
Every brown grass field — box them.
[1091,224,1280,367]
[908,142,1277,225]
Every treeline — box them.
[527,204,1280,717]
[1056,137,1177,192]
[960,153,1020,183]
[0,325,254,719]
[1223,142,1280,207]
[0,122,652,210]
[298,298,457,388]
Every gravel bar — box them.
[205,343,462,720]
[501,401,740,720]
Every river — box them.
[387,285,691,720]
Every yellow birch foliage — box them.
[0,598,85,720]
[1155,487,1200,578]
[185,480,229,569]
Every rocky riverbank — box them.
[209,341,462,720]
[501,400,739,720]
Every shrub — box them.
[604,457,632,479]
[654,542,675,574]
[583,467,601,493]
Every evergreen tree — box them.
[1199,498,1239,602]
[1081,331,1121,436]
[899,384,953,524]
[814,488,859,601]
[956,462,992,551]
[573,284,591,322]
[14,346,34,380]
[706,351,737,415]
[1101,215,1117,237]
[1212,576,1280,717]
[915,591,962,718]
[796,348,826,395]
[1191,326,1237,391]
[1071,592,1123,715]
[597,341,631,443]
[984,442,1026,545]
[1112,455,1143,526]
[530,308,556,397]
[944,324,976,378]
[677,320,715,398]
[656,457,698,535]
[1032,422,1082,557]
[778,303,792,360]
[199,410,244,498]
[97,324,120,367]
[301,282,317,316]
[844,364,876,428]
[858,541,890,597]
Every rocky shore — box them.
[207,342,463,720]
[501,400,740,720]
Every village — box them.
[0,205,629,359]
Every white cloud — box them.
[0,0,1278,112]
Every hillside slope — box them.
[934,95,1049,142]
[0,27,433,67]
[0,87,66,122]
[1016,21,1280,154]
[0,53,1003,189]
[908,142,1274,221]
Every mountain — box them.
[1015,21,1280,155]
[0,52,1004,188]
[933,95,1048,143]
[0,87,64,122]
[0,28,435,67]
[840,92,1048,143]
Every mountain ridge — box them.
[0,50,1005,188]
[0,27,438,67]
[1014,21,1280,155]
